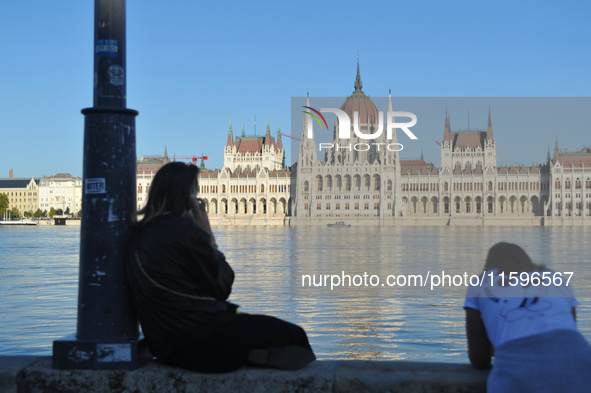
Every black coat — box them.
[126,214,237,360]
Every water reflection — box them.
[0,226,79,355]
[0,224,589,361]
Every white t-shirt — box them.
[464,269,578,348]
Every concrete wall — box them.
[4,356,489,393]
[37,220,81,226]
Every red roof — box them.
[236,138,263,154]
[232,135,281,154]
[559,152,591,167]
[454,131,484,149]
[401,159,428,167]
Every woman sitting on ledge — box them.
[126,162,315,372]
[464,242,591,392]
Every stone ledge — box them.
[11,356,489,393]
[0,356,41,393]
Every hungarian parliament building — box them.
[137,68,591,226]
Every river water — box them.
[1,225,590,363]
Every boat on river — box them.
[327,221,351,228]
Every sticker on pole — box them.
[96,343,132,362]
[85,178,106,194]
[95,40,118,57]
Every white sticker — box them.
[85,178,106,194]
[97,343,132,362]
[108,65,125,86]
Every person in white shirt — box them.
[464,242,591,393]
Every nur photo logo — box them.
[302,102,419,153]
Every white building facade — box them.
[38,173,83,215]
[199,117,292,225]
[291,65,591,225]
[135,66,590,226]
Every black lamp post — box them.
[53,0,145,369]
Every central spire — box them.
[354,60,363,92]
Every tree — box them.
[49,207,56,218]
[33,209,43,218]
[10,207,20,219]
[0,194,8,218]
[24,210,33,218]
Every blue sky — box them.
[0,0,589,178]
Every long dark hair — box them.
[133,162,199,226]
[484,242,545,274]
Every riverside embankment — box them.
[3,356,489,393]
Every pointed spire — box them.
[164,144,168,160]
[241,121,246,137]
[276,119,283,150]
[302,93,314,140]
[227,116,234,146]
[486,106,493,140]
[547,145,551,163]
[264,115,272,146]
[200,154,205,170]
[444,108,450,141]
[420,148,424,161]
[354,58,363,92]
[554,137,560,160]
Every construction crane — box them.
[280,132,301,142]
[174,155,208,163]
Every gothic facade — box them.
[195,118,292,224]
[292,66,591,225]
[136,67,591,226]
